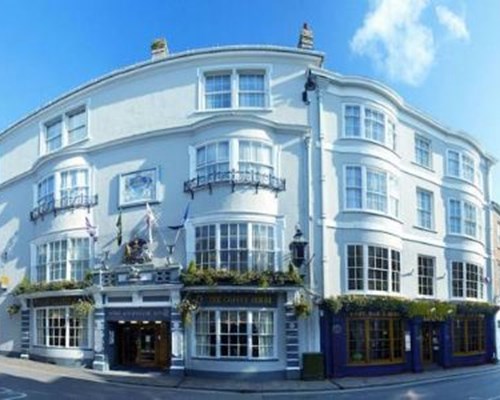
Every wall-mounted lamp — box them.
[301,70,317,105]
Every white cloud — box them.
[435,5,470,41]
[350,0,435,86]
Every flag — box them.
[168,202,190,230]
[116,212,122,246]
[85,216,97,241]
[145,203,156,244]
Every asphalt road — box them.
[2,359,500,400]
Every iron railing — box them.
[30,194,99,222]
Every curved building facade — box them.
[0,40,495,378]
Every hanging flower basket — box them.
[72,299,95,318]
[177,296,200,325]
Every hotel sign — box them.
[199,293,277,308]
[106,307,171,321]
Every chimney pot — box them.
[151,38,169,60]
[298,23,314,50]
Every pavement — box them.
[2,356,500,394]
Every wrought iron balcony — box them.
[30,194,99,222]
[183,170,286,199]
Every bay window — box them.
[342,104,396,150]
[36,168,91,209]
[195,222,275,272]
[195,310,275,359]
[447,150,478,184]
[448,199,481,239]
[196,141,230,184]
[35,238,91,283]
[35,307,89,348]
[344,165,399,218]
[451,261,484,299]
[239,140,273,176]
[347,244,401,293]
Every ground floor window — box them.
[453,317,485,355]
[347,316,403,364]
[35,307,89,348]
[194,309,275,359]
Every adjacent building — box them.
[0,30,496,379]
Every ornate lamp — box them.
[289,226,309,269]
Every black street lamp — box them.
[289,226,309,269]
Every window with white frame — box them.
[203,69,268,110]
[35,238,91,282]
[42,106,87,154]
[35,307,88,348]
[448,199,481,239]
[451,261,484,299]
[343,104,396,150]
[447,150,478,184]
[344,105,361,137]
[418,256,434,296]
[415,135,431,168]
[194,310,274,359]
[195,222,275,272]
[344,165,399,218]
[194,139,275,182]
[60,169,89,206]
[196,141,230,184]
[239,141,273,176]
[416,188,433,230]
[37,175,55,207]
[365,108,385,143]
[36,168,90,209]
[346,244,400,293]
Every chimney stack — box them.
[298,23,314,50]
[151,38,169,60]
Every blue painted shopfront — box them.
[320,311,496,378]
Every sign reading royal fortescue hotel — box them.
[199,293,277,308]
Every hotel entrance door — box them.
[116,321,170,369]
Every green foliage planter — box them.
[72,299,95,318]
[293,295,312,318]
[12,273,93,296]
[181,263,303,287]
[177,295,200,325]
[322,295,499,320]
[7,304,21,317]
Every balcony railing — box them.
[183,170,286,199]
[30,194,99,222]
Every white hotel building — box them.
[0,30,496,379]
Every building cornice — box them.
[311,67,496,164]
[0,45,323,139]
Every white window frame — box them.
[193,309,277,360]
[416,188,434,230]
[343,165,399,218]
[446,149,479,185]
[32,235,93,283]
[34,167,92,209]
[447,198,482,239]
[190,138,277,181]
[417,255,435,297]
[199,65,271,111]
[34,306,91,349]
[345,244,401,294]
[41,105,88,155]
[194,222,277,272]
[342,103,396,151]
[451,261,484,300]
[414,134,432,169]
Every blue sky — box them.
[1,0,499,199]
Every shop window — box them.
[194,310,274,359]
[453,317,485,354]
[35,307,88,348]
[347,317,403,364]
